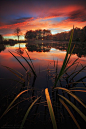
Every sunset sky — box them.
[0,0,86,40]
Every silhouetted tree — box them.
[25,29,51,41]
[35,29,42,39]
[14,27,21,42]
[0,34,3,42]
[25,30,37,40]
[53,26,86,42]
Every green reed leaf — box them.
[9,51,27,71]
[54,27,74,87]
[25,50,35,70]
[45,88,57,129]
[58,94,86,121]
[2,65,25,82]
[2,65,23,76]
[59,98,81,129]
[73,76,86,86]
[20,96,41,129]
[65,58,79,74]
[70,66,86,82]
[16,52,37,77]
[0,90,28,119]
[54,87,86,108]
[70,90,86,92]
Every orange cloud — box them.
[0,4,86,38]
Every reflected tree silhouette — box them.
[26,42,86,57]
[26,44,51,52]
[14,27,21,42]
[0,34,3,42]
[16,48,24,55]
[0,44,6,53]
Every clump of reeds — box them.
[45,27,86,129]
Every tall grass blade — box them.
[67,81,86,87]
[25,50,35,70]
[9,51,27,71]
[58,94,86,121]
[73,76,86,86]
[59,98,81,129]
[70,87,86,90]
[65,58,79,74]
[2,65,23,76]
[54,87,86,108]
[65,45,75,68]
[20,96,41,129]
[2,65,25,82]
[45,88,57,129]
[7,97,31,114]
[66,70,78,80]
[0,90,28,119]
[70,90,86,92]
[16,52,37,77]
[70,66,86,81]
[54,27,74,87]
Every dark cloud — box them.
[8,17,33,25]
[0,0,86,22]
[0,28,13,35]
[0,0,86,37]
[68,9,86,22]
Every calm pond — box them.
[0,42,86,129]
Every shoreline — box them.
[26,39,86,45]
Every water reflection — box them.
[0,42,86,129]
[26,42,86,57]
[0,44,6,52]
[0,42,86,58]
[26,43,51,52]
[16,48,24,55]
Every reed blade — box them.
[16,52,37,77]
[20,96,41,129]
[2,65,25,82]
[59,98,81,129]
[45,88,57,129]
[58,94,86,121]
[70,66,86,81]
[73,76,86,86]
[70,87,86,90]
[65,58,79,74]
[2,65,23,76]
[0,90,28,119]
[54,87,86,108]
[65,45,75,68]
[9,51,27,71]
[54,27,74,87]
[25,50,35,70]
[70,90,86,92]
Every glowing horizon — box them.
[0,0,86,40]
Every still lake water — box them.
[0,42,86,128]
[0,42,86,91]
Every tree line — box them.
[25,29,51,40]
[0,26,86,43]
[53,26,86,42]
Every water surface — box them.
[0,42,86,129]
